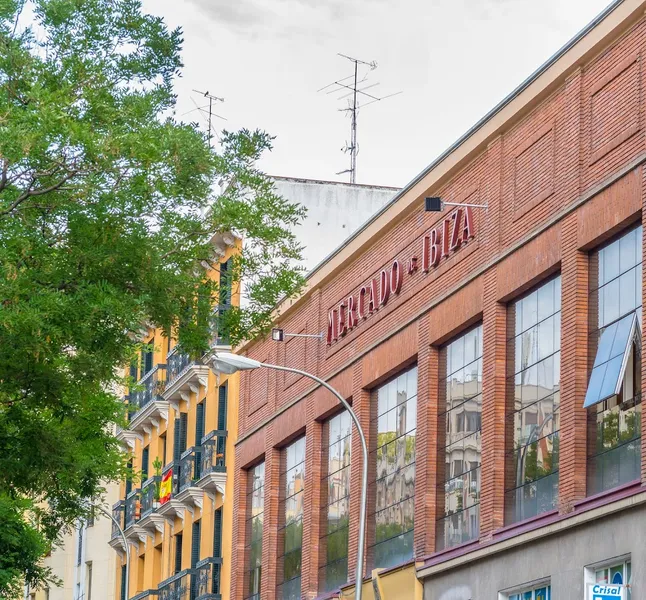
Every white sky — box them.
[141,0,613,188]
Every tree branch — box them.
[0,170,79,218]
[0,160,8,192]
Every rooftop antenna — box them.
[318,54,402,184]
[186,90,226,148]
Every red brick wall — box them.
[231,14,646,600]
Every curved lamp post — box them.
[211,352,368,600]
[92,503,130,600]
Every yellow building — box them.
[110,234,239,600]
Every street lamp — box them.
[91,503,130,600]
[210,352,369,600]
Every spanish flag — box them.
[159,469,173,505]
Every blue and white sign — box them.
[588,583,625,600]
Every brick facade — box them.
[232,4,646,599]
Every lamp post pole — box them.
[260,361,368,600]
[93,504,129,600]
[210,353,368,600]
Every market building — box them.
[231,1,646,599]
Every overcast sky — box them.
[141,0,613,188]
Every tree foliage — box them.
[0,0,305,593]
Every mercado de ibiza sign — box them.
[327,206,475,345]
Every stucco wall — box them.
[271,177,398,273]
[423,500,646,600]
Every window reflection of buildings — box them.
[277,438,305,600]
[319,411,351,593]
[505,276,561,524]
[440,325,483,550]
[371,367,417,569]
[587,226,643,495]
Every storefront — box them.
[232,1,646,598]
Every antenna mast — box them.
[319,54,401,184]
[191,90,225,148]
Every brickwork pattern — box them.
[231,14,646,600]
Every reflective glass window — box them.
[277,438,305,600]
[508,584,551,600]
[587,226,642,496]
[437,325,482,550]
[319,411,352,593]
[505,277,561,524]
[245,462,265,600]
[369,366,417,569]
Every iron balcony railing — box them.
[158,569,194,600]
[111,500,125,539]
[141,476,161,518]
[179,447,201,492]
[195,557,223,600]
[200,431,227,476]
[125,488,141,529]
[166,347,194,388]
[130,591,160,600]
[130,364,167,413]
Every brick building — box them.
[231,1,646,598]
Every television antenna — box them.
[318,53,402,184]
[182,90,226,148]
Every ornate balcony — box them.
[162,347,209,408]
[157,461,185,523]
[108,500,126,552]
[128,365,169,435]
[138,476,164,536]
[158,569,194,600]
[196,431,227,500]
[115,397,144,450]
[176,447,203,511]
[124,488,146,543]
[195,557,223,600]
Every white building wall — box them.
[37,482,120,600]
[271,177,398,273]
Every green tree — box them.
[0,0,305,594]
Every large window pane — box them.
[277,438,305,598]
[438,325,483,550]
[319,411,351,593]
[370,367,417,568]
[245,462,265,600]
[587,226,642,496]
[506,277,561,524]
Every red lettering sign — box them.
[326,208,476,345]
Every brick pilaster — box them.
[480,267,507,538]
[347,361,372,584]
[414,319,439,557]
[302,420,323,598]
[559,212,590,511]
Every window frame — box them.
[369,365,418,570]
[319,410,352,594]
[437,323,483,551]
[505,275,562,525]
[276,437,306,600]
[244,461,265,600]
[499,579,551,600]
[584,554,632,600]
